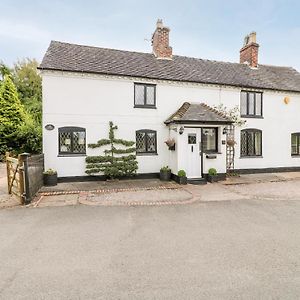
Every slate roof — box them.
[39,41,300,93]
[164,102,233,124]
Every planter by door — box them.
[43,174,58,186]
[178,176,187,185]
[160,170,171,181]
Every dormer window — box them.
[134,83,156,108]
[240,91,263,117]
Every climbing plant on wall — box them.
[85,121,138,178]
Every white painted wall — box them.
[42,71,300,177]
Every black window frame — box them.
[202,127,218,153]
[291,133,300,156]
[240,91,263,118]
[135,129,157,155]
[134,83,156,109]
[240,129,262,157]
[58,126,86,156]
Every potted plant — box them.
[177,170,187,185]
[160,166,171,181]
[226,139,236,147]
[165,138,175,150]
[207,168,218,183]
[43,168,58,186]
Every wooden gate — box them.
[6,152,26,204]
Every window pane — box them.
[247,131,255,156]
[241,131,247,156]
[188,134,196,144]
[73,131,86,153]
[134,85,144,105]
[292,134,298,155]
[240,92,247,115]
[59,132,72,153]
[146,86,155,105]
[203,128,217,152]
[254,131,262,155]
[136,132,146,152]
[255,93,262,116]
[146,132,156,152]
[248,93,255,115]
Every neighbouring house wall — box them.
[42,71,300,177]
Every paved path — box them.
[0,199,300,299]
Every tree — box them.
[13,59,42,123]
[0,61,11,81]
[0,75,27,154]
[85,121,138,178]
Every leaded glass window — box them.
[134,83,156,107]
[59,127,86,155]
[291,133,300,155]
[136,130,157,154]
[240,91,263,117]
[202,128,218,152]
[240,129,262,157]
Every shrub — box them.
[177,170,186,177]
[160,166,171,172]
[43,168,57,175]
[208,168,217,176]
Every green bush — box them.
[16,115,42,154]
[177,170,186,177]
[160,166,171,172]
[208,168,217,176]
[43,168,57,175]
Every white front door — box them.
[186,128,202,178]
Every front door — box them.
[186,128,202,178]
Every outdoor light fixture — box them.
[179,126,184,135]
[222,127,228,135]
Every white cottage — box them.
[39,20,300,182]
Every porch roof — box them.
[165,102,233,125]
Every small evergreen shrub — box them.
[208,168,217,176]
[160,166,171,172]
[177,170,186,177]
[43,168,57,175]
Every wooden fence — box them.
[6,152,44,204]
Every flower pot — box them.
[160,170,171,181]
[178,176,187,185]
[207,175,218,183]
[43,173,58,186]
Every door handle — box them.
[191,145,193,152]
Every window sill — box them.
[134,105,157,109]
[203,151,221,154]
[241,115,264,119]
[291,155,300,157]
[136,153,158,156]
[239,155,263,158]
[58,154,86,157]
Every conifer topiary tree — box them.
[0,75,26,155]
[85,121,138,178]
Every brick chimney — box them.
[240,32,259,68]
[152,19,172,59]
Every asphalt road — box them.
[1,199,300,299]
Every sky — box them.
[1,0,300,71]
